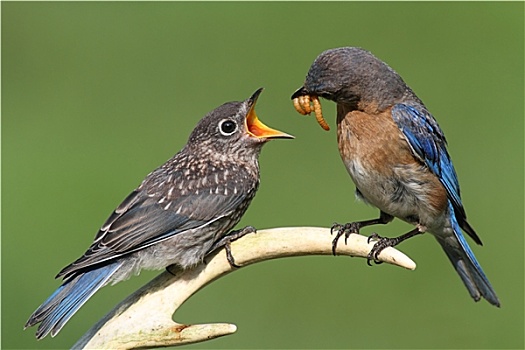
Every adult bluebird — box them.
[291,47,499,306]
[25,88,294,339]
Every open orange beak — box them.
[245,88,294,140]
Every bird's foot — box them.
[330,222,361,256]
[208,226,257,268]
[367,227,423,266]
[366,233,407,266]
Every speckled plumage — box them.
[25,88,293,339]
[292,47,499,306]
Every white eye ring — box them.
[218,119,238,136]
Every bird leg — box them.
[367,226,425,266]
[207,226,257,268]
[331,211,393,255]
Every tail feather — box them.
[437,203,500,307]
[25,262,122,339]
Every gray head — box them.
[292,47,421,111]
[186,88,293,160]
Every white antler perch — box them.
[73,226,416,350]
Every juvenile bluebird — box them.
[291,47,500,306]
[25,88,293,339]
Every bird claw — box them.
[367,232,381,244]
[223,242,241,268]
[330,223,343,236]
[207,226,257,268]
[366,233,396,266]
[366,227,423,266]
[330,222,361,256]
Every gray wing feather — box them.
[57,165,256,279]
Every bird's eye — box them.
[219,119,238,136]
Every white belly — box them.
[344,157,445,230]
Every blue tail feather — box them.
[437,202,500,306]
[26,262,122,339]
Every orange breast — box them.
[336,105,448,222]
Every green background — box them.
[3,2,523,349]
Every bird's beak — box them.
[245,88,294,140]
[291,86,308,100]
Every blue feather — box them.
[391,104,497,305]
[391,104,467,224]
[437,202,500,306]
[26,262,122,338]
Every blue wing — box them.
[391,103,481,245]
